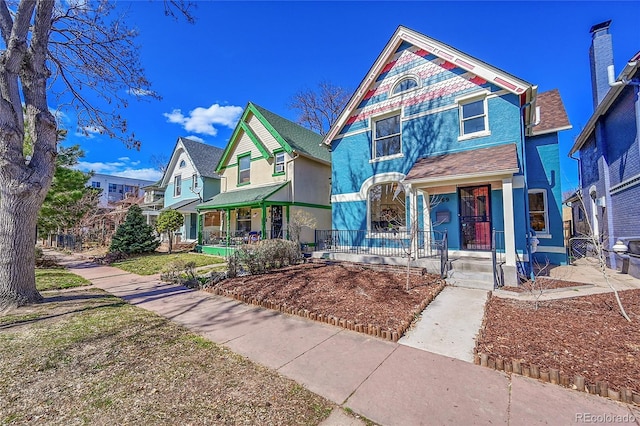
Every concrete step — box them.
[446,270,495,291]
[448,257,494,273]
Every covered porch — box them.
[196,182,291,256]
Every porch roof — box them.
[162,198,200,213]
[404,143,519,184]
[197,182,289,211]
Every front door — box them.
[189,213,197,240]
[271,206,283,238]
[459,185,491,250]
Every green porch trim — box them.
[289,201,332,210]
[240,121,271,160]
[199,245,236,256]
[261,203,267,237]
[197,182,290,212]
[248,103,293,154]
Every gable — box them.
[324,26,536,144]
[161,144,195,187]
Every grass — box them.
[0,289,332,425]
[36,268,91,291]
[111,252,225,275]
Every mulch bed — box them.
[208,262,445,340]
[502,277,592,293]
[476,289,640,399]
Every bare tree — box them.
[571,191,631,322]
[0,0,193,310]
[150,153,170,173]
[289,81,350,135]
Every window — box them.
[373,114,401,159]
[238,154,250,185]
[274,151,285,175]
[369,182,406,232]
[236,208,251,232]
[174,175,182,197]
[204,211,221,227]
[528,190,548,234]
[459,96,488,138]
[392,77,418,95]
[91,181,101,188]
[192,173,198,189]
[179,159,186,168]
[108,183,117,193]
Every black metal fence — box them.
[202,229,288,247]
[314,229,449,277]
[48,234,83,251]
[492,229,505,288]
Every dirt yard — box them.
[210,262,445,338]
[477,289,640,395]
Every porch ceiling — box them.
[404,144,519,185]
[197,181,289,211]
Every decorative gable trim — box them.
[215,102,294,173]
[322,25,535,145]
[240,121,270,159]
[160,139,190,187]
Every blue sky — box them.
[63,1,639,191]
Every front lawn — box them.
[112,252,225,275]
[0,288,332,425]
[36,268,91,291]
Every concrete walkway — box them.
[51,253,639,425]
[399,287,488,362]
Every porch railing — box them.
[202,229,287,247]
[491,229,505,288]
[314,229,450,278]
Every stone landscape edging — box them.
[208,281,446,342]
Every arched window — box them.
[392,77,418,95]
[179,159,186,168]
[369,182,406,232]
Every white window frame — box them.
[174,175,182,197]
[238,154,251,185]
[367,182,407,235]
[179,159,186,168]
[274,151,285,174]
[371,111,403,161]
[528,189,549,236]
[457,91,490,141]
[390,75,420,97]
[192,173,198,189]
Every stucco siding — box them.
[292,156,331,206]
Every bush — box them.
[226,239,302,278]
[110,205,159,255]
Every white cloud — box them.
[163,103,242,136]
[184,135,205,143]
[75,125,104,139]
[75,159,162,182]
[127,88,156,97]
[76,161,126,173]
[112,168,163,181]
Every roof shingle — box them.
[532,89,571,135]
[405,144,519,182]
[179,137,225,178]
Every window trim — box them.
[528,189,549,236]
[273,149,286,176]
[174,175,182,197]
[192,173,198,189]
[457,91,490,141]
[390,75,420,97]
[371,111,402,161]
[179,159,186,168]
[237,152,251,186]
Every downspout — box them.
[520,100,534,278]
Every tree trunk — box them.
[168,231,173,254]
[0,190,44,310]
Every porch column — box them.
[407,184,419,260]
[261,203,267,238]
[418,189,431,250]
[502,177,517,267]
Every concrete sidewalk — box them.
[54,254,639,425]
